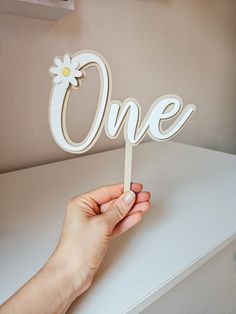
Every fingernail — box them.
[123,191,136,204]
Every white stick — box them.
[124,141,133,192]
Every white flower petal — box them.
[73,70,82,77]
[54,57,63,67]
[72,59,80,69]
[64,54,71,66]
[70,77,78,86]
[50,67,59,75]
[62,80,70,89]
[53,75,63,84]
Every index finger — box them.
[84,182,143,205]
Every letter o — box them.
[49,51,111,153]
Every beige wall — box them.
[0,0,235,173]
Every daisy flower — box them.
[50,54,82,89]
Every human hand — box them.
[0,183,151,314]
[47,183,151,300]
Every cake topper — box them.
[49,50,196,191]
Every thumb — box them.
[102,191,136,229]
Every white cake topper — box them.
[49,50,196,191]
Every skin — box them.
[0,183,151,314]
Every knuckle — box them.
[111,203,124,219]
[66,200,77,215]
[67,195,83,213]
[67,194,89,208]
[67,197,77,209]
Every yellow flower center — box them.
[62,67,71,77]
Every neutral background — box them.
[0,0,235,173]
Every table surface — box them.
[1,141,236,313]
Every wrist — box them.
[42,259,77,311]
[44,248,94,302]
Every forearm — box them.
[0,184,150,313]
[0,255,87,314]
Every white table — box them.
[1,141,236,313]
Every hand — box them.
[48,183,151,296]
[0,183,151,314]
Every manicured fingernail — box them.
[123,191,136,204]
